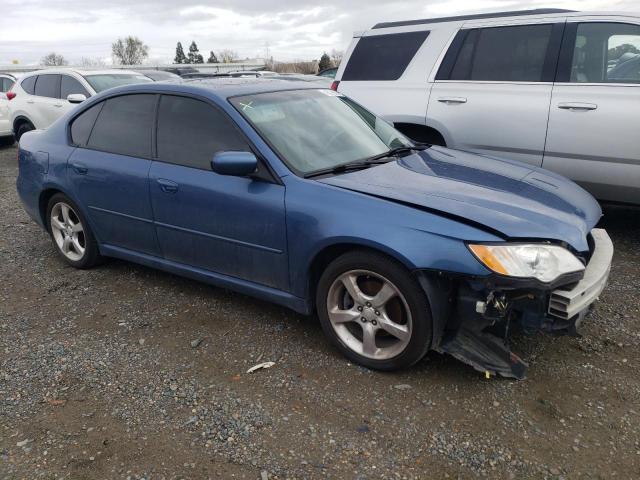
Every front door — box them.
[149,94,288,290]
[67,93,159,255]
[544,19,640,203]
[428,21,565,166]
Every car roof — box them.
[102,77,323,100]
[20,68,146,77]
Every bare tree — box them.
[330,49,343,67]
[41,52,68,66]
[111,36,149,65]
[80,57,106,68]
[219,49,239,63]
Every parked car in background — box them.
[0,73,17,144]
[334,8,640,204]
[162,66,199,77]
[134,69,182,82]
[317,67,338,78]
[7,68,152,141]
[16,79,613,379]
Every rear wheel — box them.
[15,121,34,142]
[46,193,102,269]
[0,135,14,147]
[316,250,433,370]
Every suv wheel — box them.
[316,250,433,370]
[15,121,34,142]
[46,193,102,269]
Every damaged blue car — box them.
[16,79,613,378]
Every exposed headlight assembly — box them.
[468,243,585,283]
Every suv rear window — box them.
[342,31,430,81]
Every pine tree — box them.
[174,42,187,64]
[207,51,218,63]
[188,41,200,64]
[318,52,332,71]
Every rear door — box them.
[428,19,565,166]
[32,74,63,128]
[67,94,160,255]
[149,94,289,290]
[544,18,640,203]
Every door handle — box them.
[26,100,35,104]
[157,178,179,194]
[438,97,467,104]
[54,104,63,108]
[558,102,597,111]
[70,162,88,175]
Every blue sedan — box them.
[16,79,613,378]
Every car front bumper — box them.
[548,228,613,321]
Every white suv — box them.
[334,8,640,204]
[8,68,152,141]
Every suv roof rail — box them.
[372,8,576,29]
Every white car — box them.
[0,73,17,144]
[334,8,640,204]
[8,68,153,141]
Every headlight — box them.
[468,243,585,283]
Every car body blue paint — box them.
[16,79,602,315]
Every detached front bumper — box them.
[433,228,614,380]
[548,228,613,321]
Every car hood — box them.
[318,146,601,252]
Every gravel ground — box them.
[1,143,639,479]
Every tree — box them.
[188,41,204,64]
[41,52,67,66]
[608,43,640,60]
[207,51,218,63]
[80,57,106,68]
[111,36,149,65]
[174,42,187,64]
[330,49,343,67]
[219,49,238,63]
[318,52,332,71]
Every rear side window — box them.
[21,76,37,95]
[0,78,14,92]
[70,103,104,147]
[34,74,61,98]
[446,24,553,82]
[342,31,430,81]
[157,95,250,170]
[61,75,90,99]
[88,94,156,158]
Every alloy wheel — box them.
[50,202,86,262]
[326,269,412,360]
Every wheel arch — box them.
[13,115,35,133]
[37,186,99,243]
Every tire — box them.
[316,250,433,370]
[15,121,34,142]
[46,193,102,269]
[0,135,15,147]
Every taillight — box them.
[330,80,340,91]
[6,91,16,100]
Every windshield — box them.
[83,73,153,93]
[230,89,411,175]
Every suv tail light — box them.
[6,91,16,100]
[330,81,340,91]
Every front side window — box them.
[571,23,640,84]
[449,24,553,82]
[342,31,430,81]
[87,94,155,157]
[83,73,153,93]
[34,74,61,98]
[157,95,250,170]
[61,75,91,99]
[230,89,410,175]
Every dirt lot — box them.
[1,143,639,480]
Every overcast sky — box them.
[1,0,638,65]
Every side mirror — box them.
[211,151,257,177]
[67,93,87,104]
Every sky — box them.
[0,0,638,65]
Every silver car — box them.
[334,9,640,204]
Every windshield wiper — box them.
[303,159,391,179]
[364,144,428,163]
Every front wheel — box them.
[46,193,102,269]
[316,251,433,370]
